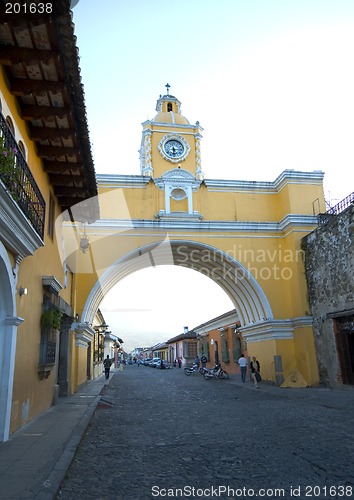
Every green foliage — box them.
[0,136,16,180]
[41,309,62,333]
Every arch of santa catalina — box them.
[60,89,325,386]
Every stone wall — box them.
[302,204,354,386]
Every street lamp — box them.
[79,223,89,253]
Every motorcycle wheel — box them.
[220,370,229,379]
[184,369,192,376]
[204,372,213,380]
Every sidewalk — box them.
[0,371,114,500]
[228,371,354,408]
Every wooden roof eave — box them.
[0,5,99,221]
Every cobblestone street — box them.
[57,366,354,500]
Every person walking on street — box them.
[194,355,200,368]
[250,356,261,388]
[237,354,247,382]
[103,355,112,380]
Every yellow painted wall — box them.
[1,70,77,433]
[248,334,319,386]
[76,346,88,389]
[246,340,276,381]
[293,327,319,385]
[72,220,318,324]
[97,181,325,223]
[69,332,77,394]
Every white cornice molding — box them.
[105,332,119,342]
[96,174,151,188]
[193,310,239,334]
[204,169,324,193]
[90,214,318,234]
[142,120,196,131]
[154,212,204,221]
[96,169,323,193]
[5,316,24,326]
[0,182,44,257]
[42,276,63,295]
[241,316,313,342]
[72,322,95,348]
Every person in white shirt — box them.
[237,354,248,382]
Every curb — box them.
[35,377,116,499]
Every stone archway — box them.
[81,239,273,327]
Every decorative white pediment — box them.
[153,168,203,219]
[154,168,202,192]
[162,168,195,181]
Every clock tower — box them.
[139,85,204,181]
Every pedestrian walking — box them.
[201,354,207,368]
[194,355,200,368]
[250,356,261,388]
[177,358,182,368]
[103,355,112,379]
[237,354,248,382]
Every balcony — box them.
[0,112,45,240]
[318,192,354,226]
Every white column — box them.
[187,186,193,214]
[165,185,171,214]
[0,316,24,442]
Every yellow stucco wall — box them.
[97,181,325,222]
[76,346,88,389]
[69,332,77,394]
[1,70,78,433]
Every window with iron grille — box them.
[232,333,242,363]
[39,327,56,365]
[221,334,230,363]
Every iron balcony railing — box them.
[318,192,354,226]
[0,113,45,239]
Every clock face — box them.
[163,139,184,158]
[158,134,190,163]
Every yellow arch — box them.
[81,240,273,327]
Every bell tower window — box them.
[167,103,172,112]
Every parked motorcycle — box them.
[203,363,229,380]
[184,363,204,376]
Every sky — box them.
[71,0,354,351]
